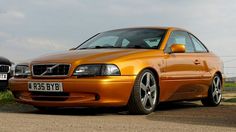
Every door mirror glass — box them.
[170,44,185,53]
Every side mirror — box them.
[69,47,76,51]
[170,44,185,53]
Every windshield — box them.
[77,28,166,49]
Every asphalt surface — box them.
[0,101,235,132]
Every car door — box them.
[160,31,205,101]
[189,33,212,96]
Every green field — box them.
[224,82,236,87]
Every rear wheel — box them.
[128,69,158,114]
[201,74,222,106]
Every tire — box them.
[201,74,222,106]
[127,69,159,114]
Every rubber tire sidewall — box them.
[128,69,159,114]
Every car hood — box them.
[31,49,163,64]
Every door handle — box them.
[194,60,201,65]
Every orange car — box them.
[9,27,224,114]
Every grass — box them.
[224,82,236,87]
[0,90,14,104]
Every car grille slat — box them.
[32,64,70,77]
[0,65,10,73]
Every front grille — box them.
[32,64,70,77]
[31,92,69,101]
[0,65,10,73]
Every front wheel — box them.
[127,69,158,114]
[201,74,222,106]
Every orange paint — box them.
[9,27,224,108]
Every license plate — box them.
[28,82,63,92]
[0,74,7,80]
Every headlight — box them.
[73,64,121,76]
[14,65,31,77]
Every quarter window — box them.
[189,34,208,52]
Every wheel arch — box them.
[127,66,161,104]
[201,70,223,106]
[127,67,161,114]
[215,71,223,83]
[144,67,160,83]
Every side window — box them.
[189,34,208,52]
[166,31,195,53]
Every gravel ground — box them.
[0,101,235,132]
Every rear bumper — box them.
[9,76,136,107]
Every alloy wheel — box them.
[212,76,222,104]
[140,72,157,111]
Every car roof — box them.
[103,26,189,33]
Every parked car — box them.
[9,27,224,114]
[0,56,12,91]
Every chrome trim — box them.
[32,63,71,77]
[0,65,11,73]
[40,64,60,76]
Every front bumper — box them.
[9,76,136,107]
[0,73,11,91]
[0,80,8,91]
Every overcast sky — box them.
[0,0,236,77]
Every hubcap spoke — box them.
[146,73,150,87]
[212,89,217,97]
[216,78,220,87]
[140,83,147,91]
[218,89,222,94]
[215,92,219,102]
[213,80,217,88]
[148,96,154,107]
[150,85,156,93]
[142,94,148,106]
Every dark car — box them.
[0,56,12,91]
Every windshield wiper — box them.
[94,46,115,48]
